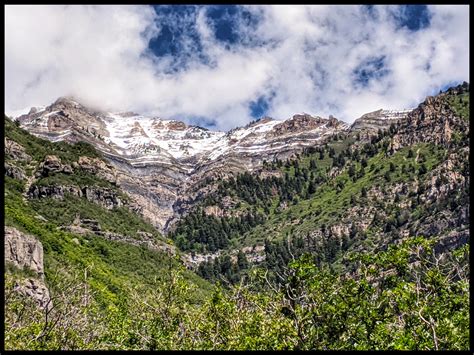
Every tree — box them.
[237,251,249,270]
[419,163,427,175]
[348,164,356,178]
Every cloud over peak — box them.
[5,5,469,131]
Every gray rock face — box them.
[80,218,102,231]
[388,91,469,153]
[36,155,73,177]
[5,138,32,162]
[5,226,44,277]
[76,156,118,185]
[350,109,413,136]
[28,185,82,200]
[82,186,123,209]
[4,226,52,310]
[5,162,26,180]
[28,184,123,209]
[13,278,52,310]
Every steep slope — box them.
[4,83,469,350]
[14,101,349,231]
[4,115,212,313]
[350,108,413,136]
[167,84,469,281]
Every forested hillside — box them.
[4,83,470,350]
[170,85,469,288]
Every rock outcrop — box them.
[5,226,45,276]
[28,184,124,209]
[13,278,51,310]
[5,137,32,162]
[4,226,51,309]
[28,185,83,200]
[83,186,123,209]
[5,162,26,180]
[389,85,469,153]
[75,156,118,184]
[35,155,73,177]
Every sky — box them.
[4,5,469,131]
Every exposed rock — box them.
[4,227,52,309]
[273,114,329,135]
[80,218,101,232]
[351,109,412,135]
[166,120,187,131]
[77,156,118,184]
[83,186,123,209]
[5,162,26,180]
[389,89,469,153]
[5,226,45,278]
[130,122,149,137]
[183,244,266,269]
[28,185,82,200]
[40,155,63,175]
[36,155,73,177]
[434,229,470,253]
[5,138,31,162]
[28,183,123,209]
[136,231,154,240]
[204,197,241,218]
[14,278,52,310]
[241,245,266,263]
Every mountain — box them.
[14,99,349,231]
[4,82,469,350]
[9,84,470,264]
[169,83,469,278]
[4,113,212,297]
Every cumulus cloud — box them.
[5,5,469,131]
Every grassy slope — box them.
[4,117,212,308]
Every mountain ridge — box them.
[10,85,465,233]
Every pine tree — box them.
[419,163,427,175]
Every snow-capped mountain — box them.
[14,97,350,169]
[350,108,414,132]
[11,97,411,231]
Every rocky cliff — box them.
[14,100,349,231]
[4,226,51,309]
[12,86,467,235]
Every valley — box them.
[4,82,470,350]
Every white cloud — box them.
[5,5,159,112]
[5,5,469,131]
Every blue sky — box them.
[5,5,469,130]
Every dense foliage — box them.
[5,237,469,350]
